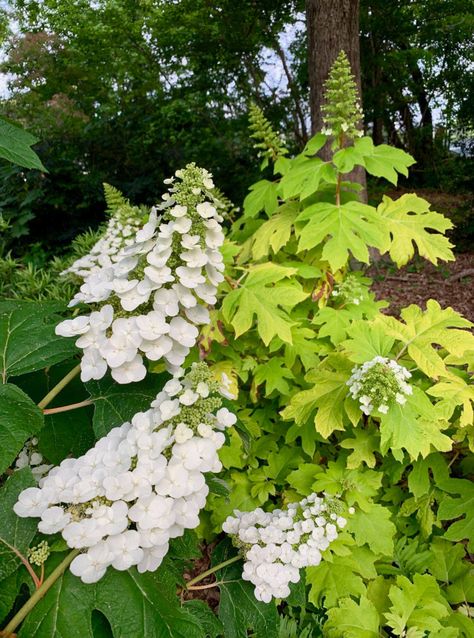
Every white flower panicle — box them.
[222,493,349,603]
[331,275,366,306]
[55,164,225,384]
[347,356,412,415]
[14,363,237,584]
[62,200,145,280]
[15,438,53,481]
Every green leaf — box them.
[19,560,208,638]
[429,538,468,586]
[349,503,396,556]
[340,429,379,469]
[324,596,380,637]
[378,194,454,266]
[437,479,474,551]
[283,326,321,371]
[306,562,365,608]
[428,375,474,427]
[340,137,415,184]
[222,264,307,345]
[0,468,37,580]
[385,574,450,635]
[279,156,334,200]
[379,300,474,378]
[296,201,386,270]
[86,373,165,437]
[0,384,44,475]
[251,202,298,260]
[253,358,294,396]
[211,541,279,638]
[183,601,224,638]
[0,118,46,170]
[342,320,395,362]
[0,301,77,381]
[303,133,327,156]
[408,453,449,499]
[243,180,278,218]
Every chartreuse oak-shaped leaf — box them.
[306,562,365,608]
[0,301,77,381]
[281,361,351,438]
[0,118,46,170]
[0,468,36,581]
[251,202,298,259]
[349,503,396,556]
[211,540,279,638]
[384,574,450,635]
[221,263,307,345]
[324,596,380,637]
[279,154,336,201]
[243,180,278,218]
[253,358,294,396]
[378,300,474,379]
[333,136,414,184]
[377,194,454,266]
[18,559,210,638]
[428,375,474,427]
[342,320,395,362]
[0,384,44,475]
[340,429,379,469]
[296,201,386,270]
[437,478,474,552]
[379,388,452,459]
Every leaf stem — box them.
[185,554,241,589]
[1,549,80,637]
[37,364,81,410]
[0,536,40,589]
[43,399,92,415]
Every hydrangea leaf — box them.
[0,383,44,475]
[286,463,323,496]
[0,301,77,381]
[306,562,365,608]
[324,595,380,637]
[342,320,395,362]
[378,300,474,379]
[18,558,209,638]
[437,478,474,552]
[279,156,335,200]
[283,326,321,370]
[0,468,36,581]
[243,180,278,218]
[340,137,415,183]
[86,373,166,437]
[446,571,474,605]
[251,202,298,259]
[296,202,386,270]
[281,366,350,437]
[0,118,46,170]
[427,375,474,427]
[221,264,307,345]
[253,358,294,396]
[379,389,452,459]
[384,574,450,635]
[340,429,379,469]
[408,453,449,499]
[429,538,468,586]
[313,307,352,345]
[349,503,396,556]
[377,194,454,266]
[211,540,279,638]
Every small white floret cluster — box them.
[62,200,144,280]
[347,356,412,415]
[14,363,236,584]
[55,164,225,384]
[15,438,53,481]
[222,493,349,603]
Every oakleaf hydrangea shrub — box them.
[56,164,225,383]
[14,363,236,583]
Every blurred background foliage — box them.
[0,0,472,261]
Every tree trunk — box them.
[306,0,366,198]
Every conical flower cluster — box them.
[55,165,225,383]
[14,363,236,583]
[223,493,349,603]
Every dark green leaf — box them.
[0,118,46,171]
[0,385,44,475]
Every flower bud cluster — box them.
[28,540,50,566]
[15,438,53,481]
[347,356,412,415]
[331,275,366,306]
[14,363,236,584]
[222,493,348,603]
[55,164,225,384]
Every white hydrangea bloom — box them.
[223,493,349,603]
[347,355,412,415]
[14,363,235,584]
[15,437,53,482]
[56,165,226,383]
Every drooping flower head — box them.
[56,165,226,383]
[14,363,236,584]
[347,356,412,415]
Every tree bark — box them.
[306,0,366,199]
